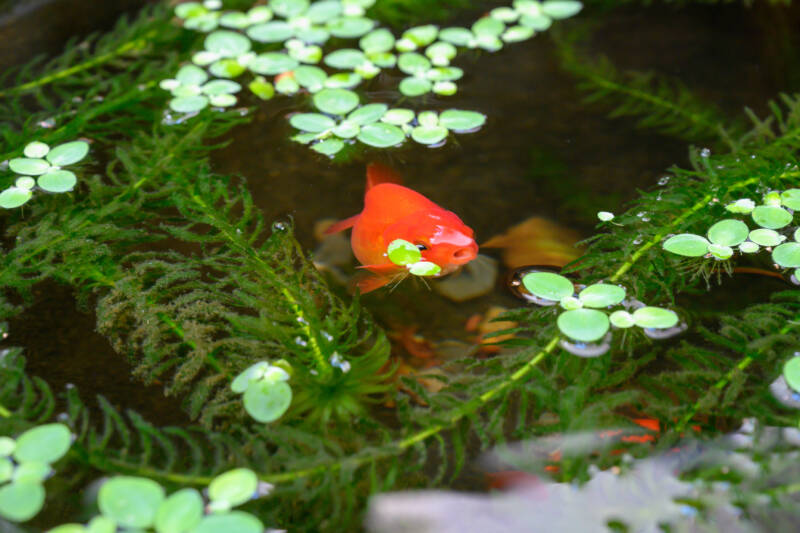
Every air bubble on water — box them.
[769,375,800,409]
[320,330,333,342]
[637,212,650,222]
[56,412,70,422]
[256,481,275,497]
[38,117,56,128]
[272,221,288,232]
[65,383,75,390]
[330,351,351,373]
[700,148,711,158]
[560,334,611,357]
[632,236,643,245]
[0,161,7,171]
[658,176,670,186]
[625,299,645,310]
[294,336,308,347]
[72,96,83,103]
[237,107,250,117]
[296,316,308,325]
[642,322,687,340]
[162,110,197,125]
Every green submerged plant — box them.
[4,0,800,531]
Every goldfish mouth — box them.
[453,248,475,261]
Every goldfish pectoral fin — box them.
[357,262,400,274]
[366,162,404,190]
[325,214,360,234]
[352,272,394,294]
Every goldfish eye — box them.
[415,242,428,251]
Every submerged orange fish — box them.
[326,163,479,293]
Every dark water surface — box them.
[2,0,794,422]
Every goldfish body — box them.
[326,163,479,293]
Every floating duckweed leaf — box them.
[360,28,395,53]
[491,6,520,22]
[50,523,87,532]
[522,271,574,301]
[358,123,405,147]
[153,488,203,533]
[12,176,34,191]
[248,76,275,99]
[763,191,782,206]
[557,309,609,342]
[247,5,273,23]
[439,109,486,132]
[37,170,77,193]
[403,25,439,46]
[0,187,32,208]
[9,158,49,175]
[559,296,582,310]
[209,93,236,106]
[408,261,442,276]
[432,81,457,95]
[784,357,800,393]
[578,284,626,308]
[23,141,49,158]
[781,189,800,210]
[313,88,359,115]
[773,242,800,268]
[541,0,583,18]
[86,515,115,533]
[0,437,14,457]
[325,72,362,89]
[306,0,341,22]
[169,95,209,113]
[519,14,552,30]
[332,121,359,138]
[387,239,421,265]
[248,52,298,75]
[184,12,221,32]
[502,25,535,42]
[399,77,431,96]
[0,481,45,522]
[311,138,345,155]
[439,27,473,46]
[275,75,300,94]
[475,33,503,51]
[417,111,438,127]
[175,2,207,18]
[202,79,241,95]
[795,228,800,242]
[290,113,335,132]
[752,205,793,229]
[219,11,250,29]
[13,461,50,483]
[348,104,387,125]
[425,41,457,65]
[411,125,448,145]
[398,53,431,75]
[472,16,504,37]
[324,48,366,69]
[295,27,330,44]
[749,228,785,247]
[426,66,463,81]
[706,219,749,246]
[247,21,293,42]
[269,0,308,17]
[382,108,415,125]
[231,361,271,393]
[294,65,327,91]
[289,44,322,63]
[597,211,614,222]
[327,16,374,38]
[208,469,258,508]
[204,30,251,57]
[243,380,292,422]
[725,198,755,214]
[662,233,709,257]
[193,512,263,533]
[98,477,165,529]
[631,307,679,329]
[708,243,733,260]
[209,58,246,78]
[739,241,759,253]
[609,310,635,328]
[366,51,395,67]
[0,458,11,483]
[13,423,71,464]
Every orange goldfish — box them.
[326,163,479,293]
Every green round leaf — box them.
[472,16,504,37]
[248,77,275,99]
[752,205,793,229]
[0,187,33,208]
[783,357,800,393]
[332,121,359,139]
[502,25,535,42]
[408,261,442,276]
[725,198,755,214]
[748,228,785,247]
[275,75,300,95]
[403,24,439,47]
[387,239,421,265]
[290,113,335,132]
[204,30,251,57]
[327,16,374,38]
[192,512,263,533]
[247,21,293,42]
[9,158,50,175]
[662,233,709,257]
[14,423,71,464]
[426,66,463,81]
[781,189,800,210]
[13,461,51,483]
[772,242,800,268]
[311,138,345,156]
[417,111,438,127]
[578,284,626,308]
[438,27,473,46]
[399,77,432,96]
[289,44,322,63]
[0,458,12,483]
[425,41,456,64]
[557,309,610,342]
[247,5,273,23]
[381,108,415,125]
[248,52,298,75]
[169,95,209,113]
[520,14,552,30]
[541,0,583,18]
[86,516,115,533]
[219,12,251,29]
[295,27,330,44]
[398,52,431,75]
[0,481,45,522]
[231,361,271,394]
[491,6,519,22]
[201,79,241,95]
[739,241,760,254]
[432,81,457,95]
[632,307,679,329]
[184,13,220,32]
[521,271,574,301]
[47,524,87,533]
[176,64,210,86]
[313,88,359,115]
[208,93,237,107]
[98,477,165,529]
[609,310,635,328]
[323,49,366,69]
[411,125,448,145]
[208,469,258,508]
[597,211,614,222]
[360,28,395,54]
[708,243,733,260]
[559,296,582,310]
[243,380,292,423]
[0,437,14,457]
[706,219,749,246]
[367,51,396,68]
[325,72,362,89]
[357,123,406,148]
[175,2,207,19]
[439,109,486,132]
[347,104,387,125]
[294,66,327,91]
[269,0,308,17]
[306,0,342,23]
[23,141,49,158]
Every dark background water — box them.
[1,0,797,423]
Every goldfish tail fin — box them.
[325,214,360,235]
[352,272,393,294]
[366,162,403,190]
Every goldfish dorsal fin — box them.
[324,214,360,234]
[366,162,403,190]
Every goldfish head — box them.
[383,209,478,275]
